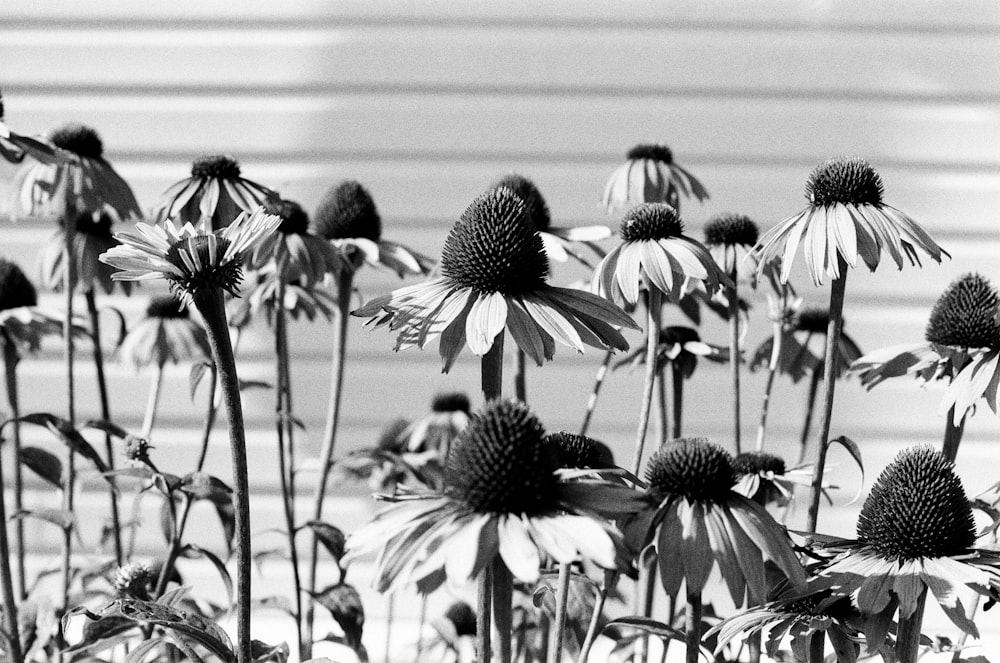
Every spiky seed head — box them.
[69,210,114,237]
[165,235,243,298]
[376,418,411,453]
[645,438,736,502]
[795,307,831,334]
[704,213,759,248]
[440,187,549,295]
[145,295,187,320]
[627,143,673,164]
[431,392,471,414]
[491,173,551,232]
[619,203,684,242]
[122,435,153,464]
[265,198,310,236]
[545,431,615,469]
[805,157,884,208]
[857,446,975,561]
[112,562,154,599]
[445,400,559,515]
[733,451,787,476]
[190,155,242,179]
[925,273,1000,349]
[0,258,38,311]
[312,180,382,242]
[49,124,103,159]
[444,601,477,637]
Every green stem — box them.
[671,362,684,439]
[579,350,613,436]
[0,420,23,663]
[492,558,513,663]
[941,406,966,463]
[477,564,493,663]
[86,290,122,567]
[797,364,823,466]
[896,589,928,663]
[152,494,190,600]
[141,364,164,439]
[635,556,658,663]
[193,289,252,663]
[2,339,26,600]
[806,262,848,534]
[655,370,669,448]
[685,592,702,663]
[414,594,427,663]
[727,276,742,453]
[549,564,572,663]
[385,594,395,663]
[304,271,354,659]
[482,332,505,402]
[632,288,663,475]
[755,319,785,452]
[195,366,218,473]
[576,571,615,663]
[515,348,527,403]
[59,209,77,659]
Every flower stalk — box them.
[59,203,77,658]
[895,588,928,663]
[579,350,613,435]
[727,273,742,453]
[633,288,663,475]
[477,564,493,663]
[482,332,505,401]
[548,563,572,663]
[685,592,703,663]
[0,447,22,663]
[2,337,25,599]
[492,558,514,663]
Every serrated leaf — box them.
[311,584,364,652]
[19,446,63,488]
[302,521,346,562]
[181,544,234,607]
[190,361,212,402]
[826,435,865,503]
[13,413,108,474]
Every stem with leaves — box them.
[632,288,663,475]
[576,571,615,663]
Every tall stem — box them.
[548,564,572,663]
[655,371,669,448]
[727,277,742,453]
[576,571,615,663]
[684,592,702,663]
[941,406,966,463]
[477,564,493,663]
[671,362,684,439]
[514,348,527,402]
[0,435,23,663]
[195,366,218,473]
[141,364,164,439]
[755,321,784,451]
[3,339,26,599]
[304,271,354,658]
[579,351,613,436]
[60,212,77,659]
[481,333,505,402]
[806,262,847,534]
[492,558,513,663]
[193,289,252,663]
[895,589,928,663]
[632,288,662,475]
[797,367,823,465]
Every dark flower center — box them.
[145,296,187,320]
[377,418,411,453]
[432,392,470,414]
[619,203,684,242]
[805,157,884,207]
[0,259,38,311]
[491,174,551,232]
[660,326,700,346]
[68,210,114,237]
[445,400,559,515]
[925,273,1000,349]
[190,155,242,179]
[545,431,615,469]
[165,235,243,298]
[312,180,382,242]
[704,213,759,247]
[50,124,103,159]
[440,187,549,295]
[265,198,310,236]
[795,307,831,334]
[444,602,477,637]
[733,451,786,476]
[645,438,736,502]
[627,144,673,164]
[857,446,975,561]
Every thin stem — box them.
[806,262,848,534]
[492,558,513,663]
[384,595,395,663]
[482,332,505,402]
[950,598,979,663]
[808,632,824,663]
[3,339,26,599]
[141,364,164,439]
[195,366,218,473]
[86,290,123,567]
[477,564,493,663]
[895,588,928,663]
[304,271,354,659]
[671,362,684,439]
[193,289,252,663]
[655,370,669,448]
[632,288,663,475]
[152,494,190,600]
[635,556,657,663]
[60,210,77,658]
[684,592,702,663]
[727,277,742,453]
[941,406,966,463]
[515,348,527,402]
[414,594,427,663]
[579,351,613,436]
[576,571,615,663]
[755,321,784,452]
[797,366,823,466]
[0,423,23,663]
[549,564,572,663]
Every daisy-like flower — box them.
[344,399,641,593]
[117,295,210,369]
[312,180,434,277]
[805,446,1000,657]
[616,325,726,378]
[231,273,338,328]
[354,187,638,371]
[491,173,611,267]
[732,451,817,508]
[751,307,863,384]
[704,212,760,284]
[246,198,343,286]
[37,210,132,295]
[99,208,282,305]
[151,154,278,230]
[601,143,709,214]
[0,258,64,355]
[398,392,471,458]
[627,438,806,605]
[338,418,441,492]
[593,203,728,306]
[750,157,948,286]
[12,123,141,224]
[0,91,64,165]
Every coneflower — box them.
[602,143,709,214]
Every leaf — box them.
[13,508,75,531]
[302,521,346,563]
[214,499,236,556]
[603,616,714,661]
[181,472,232,503]
[111,598,236,663]
[181,544,234,607]
[13,413,108,474]
[19,446,63,488]
[238,379,271,392]
[126,637,163,663]
[100,304,129,350]
[190,361,212,402]
[82,419,130,440]
[311,584,364,652]
[251,640,289,663]
[826,435,865,503]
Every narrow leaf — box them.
[826,435,865,503]
[19,446,63,488]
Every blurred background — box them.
[1,0,1000,655]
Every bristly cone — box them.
[545,431,615,469]
[432,392,470,414]
[265,198,310,235]
[191,155,242,180]
[805,157,884,207]
[733,451,786,476]
[491,174,551,232]
[645,438,736,502]
[925,273,1000,349]
[704,212,759,247]
[312,180,382,242]
[627,144,673,164]
[50,123,103,159]
[619,203,684,242]
[856,446,975,561]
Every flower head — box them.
[732,451,816,507]
[751,157,948,286]
[313,180,434,277]
[151,154,278,230]
[397,392,471,458]
[0,258,64,355]
[545,431,615,470]
[704,212,760,282]
[246,197,343,285]
[112,562,154,600]
[602,144,709,214]
[231,272,338,328]
[344,399,642,592]
[99,208,281,305]
[615,325,726,379]
[807,446,1000,644]
[38,210,131,295]
[354,187,638,371]
[118,295,211,369]
[593,203,728,306]
[750,306,862,383]
[925,273,999,349]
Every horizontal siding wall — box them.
[1,0,1000,548]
